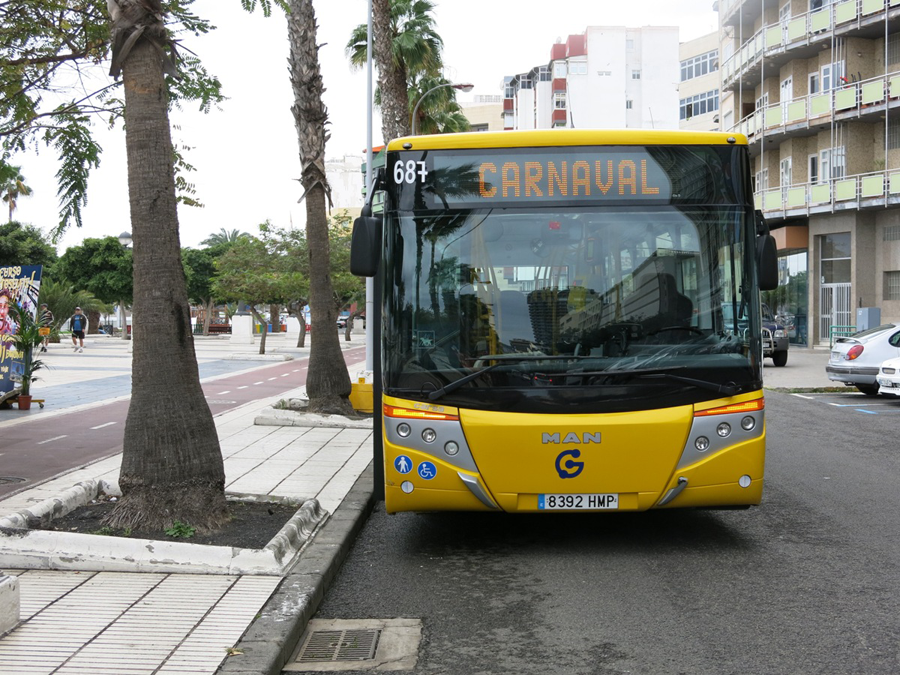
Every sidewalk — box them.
[0,330,376,675]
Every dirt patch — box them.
[37,498,302,549]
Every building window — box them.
[821,147,846,179]
[755,93,769,110]
[470,123,489,132]
[680,49,719,82]
[569,62,588,75]
[504,83,515,98]
[632,70,641,79]
[884,225,900,242]
[890,33,900,65]
[754,169,769,192]
[821,62,845,91]
[626,39,634,50]
[597,69,611,77]
[626,99,633,109]
[809,72,820,95]
[723,110,733,129]
[885,271,900,300]
[519,75,533,90]
[679,89,719,120]
[554,62,567,77]
[554,92,567,109]
[538,66,551,82]
[889,118,900,150]
[809,154,819,184]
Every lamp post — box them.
[116,231,132,340]
[411,82,474,135]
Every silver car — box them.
[827,322,900,395]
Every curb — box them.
[254,407,374,429]
[218,462,376,675]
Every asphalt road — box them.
[304,390,900,675]
[0,346,366,498]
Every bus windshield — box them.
[382,204,761,413]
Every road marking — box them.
[37,435,67,445]
[293,369,300,372]
[855,409,878,414]
[267,377,277,381]
[254,381,264,385]
[90,422,116,430]
[792,394,814,400]
[281,374,289,377]
[217,390,231,395]
[237,385,249,389]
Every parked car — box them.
[827,322,900,395]
[761,303,789,367]
[876,355,900,397]
[336,317,348,329]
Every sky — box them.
[11,0,719,254]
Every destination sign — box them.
[390,146,741,209]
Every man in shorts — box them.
[70,306,88,352]
[39,303,54,352]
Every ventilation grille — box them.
[297,629,381,662]
[884,225,900,242]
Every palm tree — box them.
[103,2,228,532]
[0,164,33,222]
[289,0,353,415]
[37,280,111,335]
[346,0,444,142]
[200,228,249,247]
[408,75,470,135]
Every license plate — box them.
[830,351,840,361]
[538,493,619,510]
[879,379,897,388]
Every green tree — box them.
[329,211,365,340]
[408,74,470,135]
[182,245,225,336]
[0,163,33,222]
[37,279,110,338]
[0,1,224,238]
[346,0,444,142]
[0,221,57,269]
[212,233,289,355]
[200,228,250,247]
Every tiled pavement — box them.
[0,334,374,674]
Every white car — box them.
[827,322,900,395]
[877,356,900,397]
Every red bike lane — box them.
[0,346,366,499]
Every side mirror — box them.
[350,215,382,277]
[757,234,778,291]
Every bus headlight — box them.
[716,422,731,437]
[694,436,710,452]
[422,428,437,443]
[741,416,756,431]
[444,441,459,456]
[397,423,411,437]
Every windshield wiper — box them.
[597,366,740,396]
[427,354,589,401]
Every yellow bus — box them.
[352,129,778,513]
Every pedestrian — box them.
[39,303,54,352]
[70,306,88,353]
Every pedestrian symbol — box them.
[417,461,437,480]
[394,455,412,474]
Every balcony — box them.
[756,169,900,222]
[729,69,900,156]
[722,0,900,91]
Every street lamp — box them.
[116,231,131,339]
[411,82,474,135]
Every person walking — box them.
[69,306,88,353]
[39,303,54,352]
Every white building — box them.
[678,31,720,131]
[503,26,680,131]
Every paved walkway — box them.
[0,331,374,675]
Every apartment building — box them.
[503,27,680,131]
[719,0,900,346]
[460,95,504,132]
[679,32,721,131]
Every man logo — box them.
[542,432,602,444]
[555,449,585,479]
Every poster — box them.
[0,265,43,395]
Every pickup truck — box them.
[761,303,789,367]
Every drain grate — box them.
[0,477,26,485]
[298,629,381,662]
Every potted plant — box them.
[9,303,45,410]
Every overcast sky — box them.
[12,0,718,254]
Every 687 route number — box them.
[394,160,428,184]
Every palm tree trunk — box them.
[105,36,227,532]
[288,0,352,415]
[373,0,410,142]
[203,299,213,336]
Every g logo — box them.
[555,449,584,479]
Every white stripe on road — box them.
[37,435,67,445]
[217,390,231,395]
[254,382,264,385]
[267,377,277,381]
[90,422,117,430]
[237,386,248,389]
[791,394,814,400]
[281,374,289,377]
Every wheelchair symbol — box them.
[417,461,437,480]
